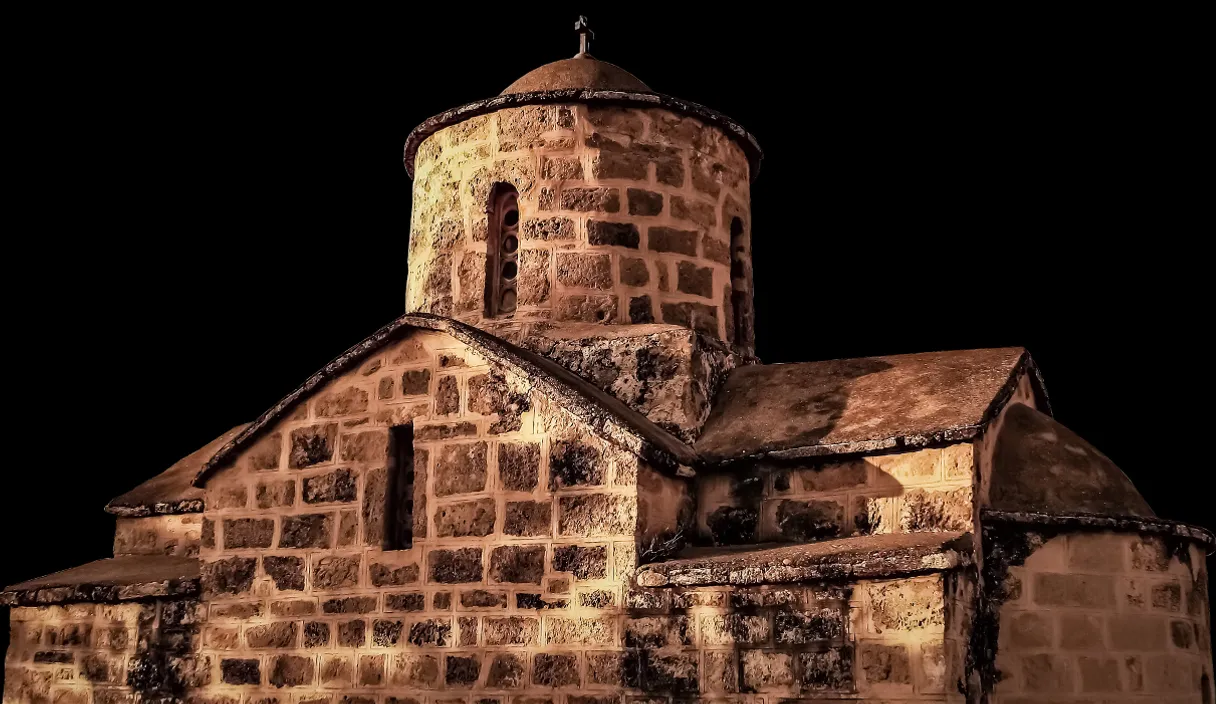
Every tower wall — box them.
[407,103,755,356]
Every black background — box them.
[2,7,1210,671]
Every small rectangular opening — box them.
[384,424,415,550]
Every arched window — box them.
[729,217,749,346]
[485,183,520,317]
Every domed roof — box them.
[989,403,1154,517]
[501,55,652,95]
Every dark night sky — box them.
[1,7,1210,660]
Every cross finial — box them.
[574,15,594,57]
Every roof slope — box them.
[990,402,1154,517]
[1,555,199,605]
[502,56,652,95]
[105,424,248,516]
[695,347,1046,463]
[194,314,697,488]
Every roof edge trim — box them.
[104,499,205,517]
[403,89,763,181]
[983,509,1214,547]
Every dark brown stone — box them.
[359,654,385,686]
[580,590,615,608]
[446,654,481,687]
[372,620,403,646]
[337,620,365,647]
[402,369,431,396]
[223,518,274,549]
[339,429,388,463]
[627,188,663,216]
[415,422,478,441]
[433,591,451,609]
[504,501,552,537]
[648,227,698,255]
[620,257,650,287]
[279,513,332,548]
[629,296,654,324]
[489,545,545,584]
[303,622,329,648]
[499,442,540,491]
[533,653,579,687]
[460,590,508,609]
[776,608,845,644]
[487,653,526,688]
[256,480,295,509]
[776,499,844,541]
[203,557,257,596]
[670,195,716,228]
[560,187,620,212]
[703,234,730,265]
[362,466,387,545]
[435,498,496,537]
[314,387,369,418]
[660,301,718,337]
[377,376,395,399]
[369,563,420,587]
[676,261,714,298]
[303,468,357,504]
[269,655,314,688]
[313,556,360,590]
[554,293,618,323]
[221,659,261,685]
[643,652,699,693]
[385,593,426,612]
[552,545,608,580]
[201,518,215,548]
[407,619,452,647]
[587,221,640,248]
[707,506,758,545]
[557,253,613,290]
[289,424,337,468]
[435,375,460,415]
[247,621,297,649]
[549,441,603,490]
[434,442,488,496]
[322,596,377,614]
[263,556,305,591]
[429,547,483,583]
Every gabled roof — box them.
[192,314,697,489]
[105,424,247,516]
[0,555,199,606]
[695,347,1048,464]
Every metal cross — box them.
[574,15,594,56]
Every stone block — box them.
[203,557,256,596]
[898,487,972,532]
[279,513,332,549]
[372,620,403,646]
[623,616,689,648]
[303,468,357,504]
[385,593,426,612]
[557,253,613,290]
[269,655,314,688]
[263,556,305,591]
[532,653,579,687]
[552,544,607,580]
[700,614,770,646]
[868,579,944,633]
[1020,653,1072,692]
[676,261,714,298]
[1006,611,1053,649]
[775,499,844,541]
[429,548,483,583]
[289,424,337,468]
[390,653,439,687]
[1109,614,1166,650]
[518,249,552,305]
[521,217,576,241]
[415,422,477,441]
[554,293,618,322]
[587,221,640,248]
[369,562,420,587]
[337,619,366,647]
[707,505,758,545]
[489,545,545,584]
[445,654,481,687]
[256,480,295,509]
[246,622,297,649]
[435,498,496,538]
[222,518,274,549]
[702,234,730,265]
[460,590,507,609]
[498,442,540,491]
[648,227,698,255]
[799,647,853,692]
[1034,573,1115,609]
[559,494,635,537]
[643,651,699,693]
[560,187,620,213]
[660,301,718,337]
[221,659,260,685]
[401,369,431,396]
[484,617,538,646]
[859,643,910,685]
[504,501,552,537]
[435,375,460,415]
[547,616,614,645]
[303,621,329,648]
[541,156,583,180]
[774,607,844,644]
[1059,613,1103,649]
[620,257,649,287]
[801,461,867,492]
[322,597,377,614]
[549,441,604,489]
[245,432,282,471]
[487,653,526,689]
[314,386,368,418]
[627,188,663,216]
[340,429,389,463]
[313,556,359,590]
[434,443,488,496]
[407,619,452,647]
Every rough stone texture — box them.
[222,519,273,549]
[504,501,552,537]
[498,442,540,491]
[262,556,305,591]
[587,221,640,249]
[279,513,332,549]
[302,468,357,504]
[288,424,337,469]
[552,545,607,580]
[434,498,496,538]
[434,442,488,496]
[429,548,483,584]
[488,546,545,584]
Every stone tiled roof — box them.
[1,555,200,606]
[501,56,652,95]
[694,347,1048,464]
[635,532,972,587]
[104,424,248,516]
[989,403,1153,517]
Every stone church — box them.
[4,23,1212,704]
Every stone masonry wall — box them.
[695,444,976,546]
[113,515,203,558]
[991,531,1213,702]
[407,103,755,356]
[190,328,695,703]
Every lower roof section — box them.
[635,532,972,588]
[1,555,200,606]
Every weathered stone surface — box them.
[203,557,256,596]
[372,619,404,646]
[587,221,640,249]
[549,441,604,489]
[707,506,758,545]
[517,248,552,305]
[314,387,369,418]
[499,442,540,491]
[279,513,332,548]
[303,621,329,648]
[643,651,699,693]
[628,295,654,323]
[223,519,274,549]
[869,579,944,632]
[337,619,366,647]
[547,616,614,645]
[799,648,853,691]
[429,548,483,583]
[775,499,844,541]
[859,643,910,684]
[459,589,507,609]
[446,654,481,687]
[554,293,618,322]
[323,597,377,614]
[775,607,844,643]
[385,593,426,612]
[489,546,545,584]
[521,217,576,241]
[358,654,385,686]
[648,227,698,255]
[740,650,791,690]
[435,375,460,415]
[1034,573,1115,609]
[899,487,971,532]
[487,653,526,688]
[561,187,619,213]
[533,653,579,687]
[504,501,552,537]
[670,195,716,228]
[414,422,476,442]
[401,369,431,396]
[269,655,314,687]
[247,622,297,649]
[552,545,607,580]
[624,616,690,648]
[289,424,337,468]
[435,498,496,537]
[313,556,359,590]
[391,653,439,687]
[366,562,419,588]
[627,188,663,216]
[700,614,771,645]
[221,659,260,685]
[434,443,488,496]
[407,619,452,647]
[619,257,649,287]
[541,156,583,180]
[340,429,388,463]
[256,480,295,509]
[559,494,635,537]
[263,556,305,591]
[557,253,613,290]
[676,261,714,298]
[660,301,718,337]
[303,468,357,504]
